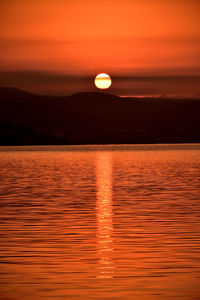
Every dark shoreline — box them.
[1,87,200,146]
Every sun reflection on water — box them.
[96,152,114,279]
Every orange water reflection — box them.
[96,152,114,279]
[1,145,200,299]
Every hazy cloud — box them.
[0,70,200,97]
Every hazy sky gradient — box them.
[0,0,199,95]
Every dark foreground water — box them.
[0,144,200,300]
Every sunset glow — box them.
[94,73,112,89]
[0,0,199,96]
[1,0,200,298]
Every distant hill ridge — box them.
[0,87,200,145]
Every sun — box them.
[94,73,112,89]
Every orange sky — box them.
[0,0,200,95]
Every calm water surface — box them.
[0,144,200,300]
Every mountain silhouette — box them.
[0,87,200,145]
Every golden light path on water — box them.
[96,152,114,279]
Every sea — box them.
[0,144,200,300]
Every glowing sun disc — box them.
[94,73,112,89]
